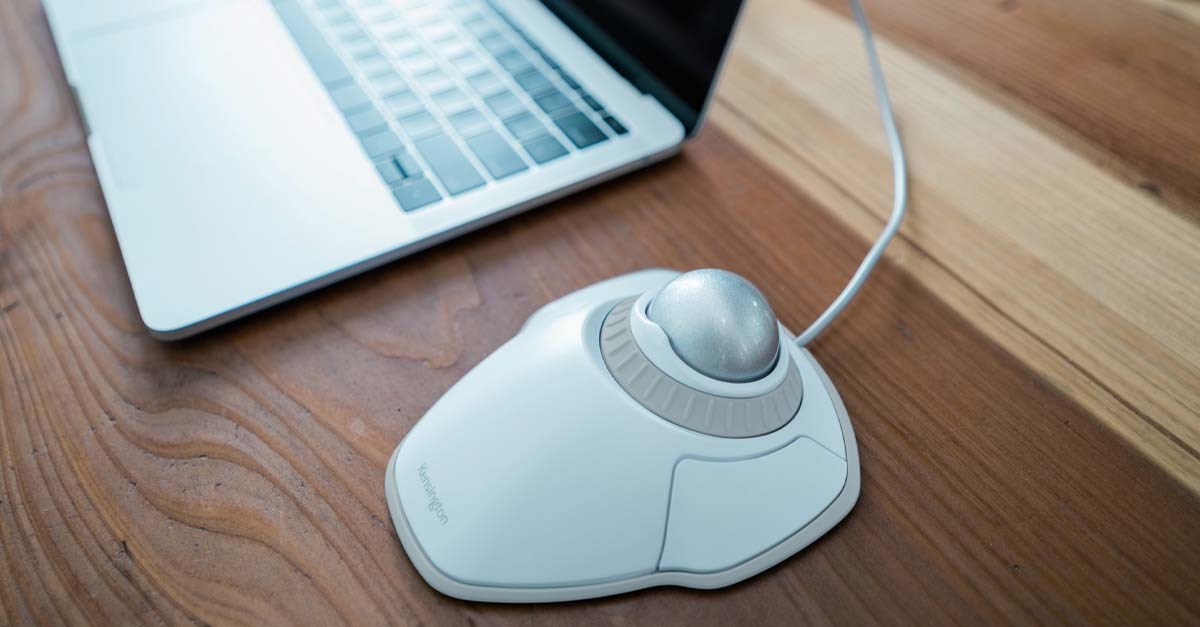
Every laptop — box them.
[43,0,745,339]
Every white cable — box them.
[794,0,908,347]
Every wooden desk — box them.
[2,0,1198,624]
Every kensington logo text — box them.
[417,463,449,525]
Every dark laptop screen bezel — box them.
[539,0,747,136]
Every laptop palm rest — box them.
[69,1,407,335]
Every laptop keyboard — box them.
[272,0,629,212]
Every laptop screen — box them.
[541,0,746,135]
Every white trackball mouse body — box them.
[384,269,861,602]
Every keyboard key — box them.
[466,70,503,95]
[370,71,407,96]
[364,16,398,32]
[602,114,628,135]
[449,50,484,73]
[372,22,407,40]
[347,107,387,135]
[559,72,580,90]
[432,87,469,112]
[322,6,351,22]
[399,110,441,138]
[361,130,404,158]
[581,94,603,111]
[427,22,453,41]
[330,83,371,112]
[463,16,493,36]
[408,4,441,20]
[396,47,433,67]
[446,42,473,58]
[455,6,483,19]
[495,50,532,74]
[391,177,442,211]
[385,36,422,57]
[384,90,422,115]
[329,17,356,32]
[332,23,365,41]
[439,37,470,59]
[478,33,510,55]
[513,69,552,96]
[378,21,410,37]
[503,112,545,142]
[412,9,446,25]
[484,90,523,118]
[435,28,463,44]
[414,133,486,194]
[449,108,490,136]
[395,151,423,178]
[366,10,399,27]
[359,55,393,77]
[348,42,382,60]
[553,111,607,149]
[272,0,351,85]
[376,158,404,185]
[522,134,568,164]
[471,23,501,41]
[533,89,572,114]
[414,67,450,89]
[466,131,528,179]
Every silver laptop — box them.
[43,0,745,339]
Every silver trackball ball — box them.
[647,269,781,383]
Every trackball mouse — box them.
[384,269,861,602]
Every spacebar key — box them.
[414,134,486,195]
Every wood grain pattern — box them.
[2,0,1199,625]
[1135,0,1200,25]
[811,0,1200,218]
[713,0,1200,493]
